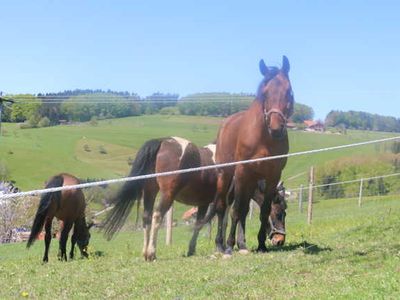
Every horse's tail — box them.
[27,175,64,248]
[103,138,165,239]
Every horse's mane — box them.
[256,66,280,102]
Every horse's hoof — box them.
[238,249,250,255]
[146,253,156,262]
[222,253,233,259]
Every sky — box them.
[1,0,399,119]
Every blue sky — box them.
[1,0,399,119]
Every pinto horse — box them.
[103,137,218,261]
[27,173,93,262]
[208,56,294,256]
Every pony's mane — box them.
[256,66,280,102]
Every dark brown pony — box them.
[208,56,294,256]
[27,173,93,262]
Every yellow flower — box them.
[21,291,29,297]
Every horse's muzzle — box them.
[269,127,286,140]
[271,233,285,246]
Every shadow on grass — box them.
[254,241,332,255]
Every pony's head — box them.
[257,56,294,139]
[268,181,287,246]
[76,221,94,258]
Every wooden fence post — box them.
[298,184,304,213]
[358,178,364,207]
[307,166,314,225]
[165,205,173,245]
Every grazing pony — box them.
[207,56,294,256]
[27,173,93,262]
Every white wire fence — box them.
[1,136,399,201]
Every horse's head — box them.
[268,181,287,246]
[257,56,294,140]
[76,221,94,258]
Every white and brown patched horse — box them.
[103,137,219,261]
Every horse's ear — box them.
[259,59,269,76]
[282,55,290,74]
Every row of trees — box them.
[1,89,315,126]
[325,110,400,132]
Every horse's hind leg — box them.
[226,172,253,256]
[145,193,173,261]
[142,180,158,259]
[43,219,53,263]
[187,205,208,256]
[58,221,72,261]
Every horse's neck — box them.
[242,101,289,154]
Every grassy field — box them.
[1,195,399,299]
[0,114,397,190]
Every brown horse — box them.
[208,56,294,256]
[27,173,93,262]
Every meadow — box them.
[0,195,399,299]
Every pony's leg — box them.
[142,180,158,259]
[187,205,208,256]
[257,180,278,252]
[43,218,53,263]
[70,224,77,259]
[145,193,173,261]
[58,221,73,261]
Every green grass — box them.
[1,115,397,190]
[1,195,400,299]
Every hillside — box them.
[0,114,397,190]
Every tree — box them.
[9,95,42,122]
[291,103,314,123]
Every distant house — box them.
[304,120,325,132]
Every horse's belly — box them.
[175,184,215,207]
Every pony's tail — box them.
[27,175,64,248]
[103,138,165,240]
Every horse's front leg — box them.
[58,221,72,261]
[187,205,208,256]
[43,219,53,263]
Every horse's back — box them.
[56,173,86,221]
